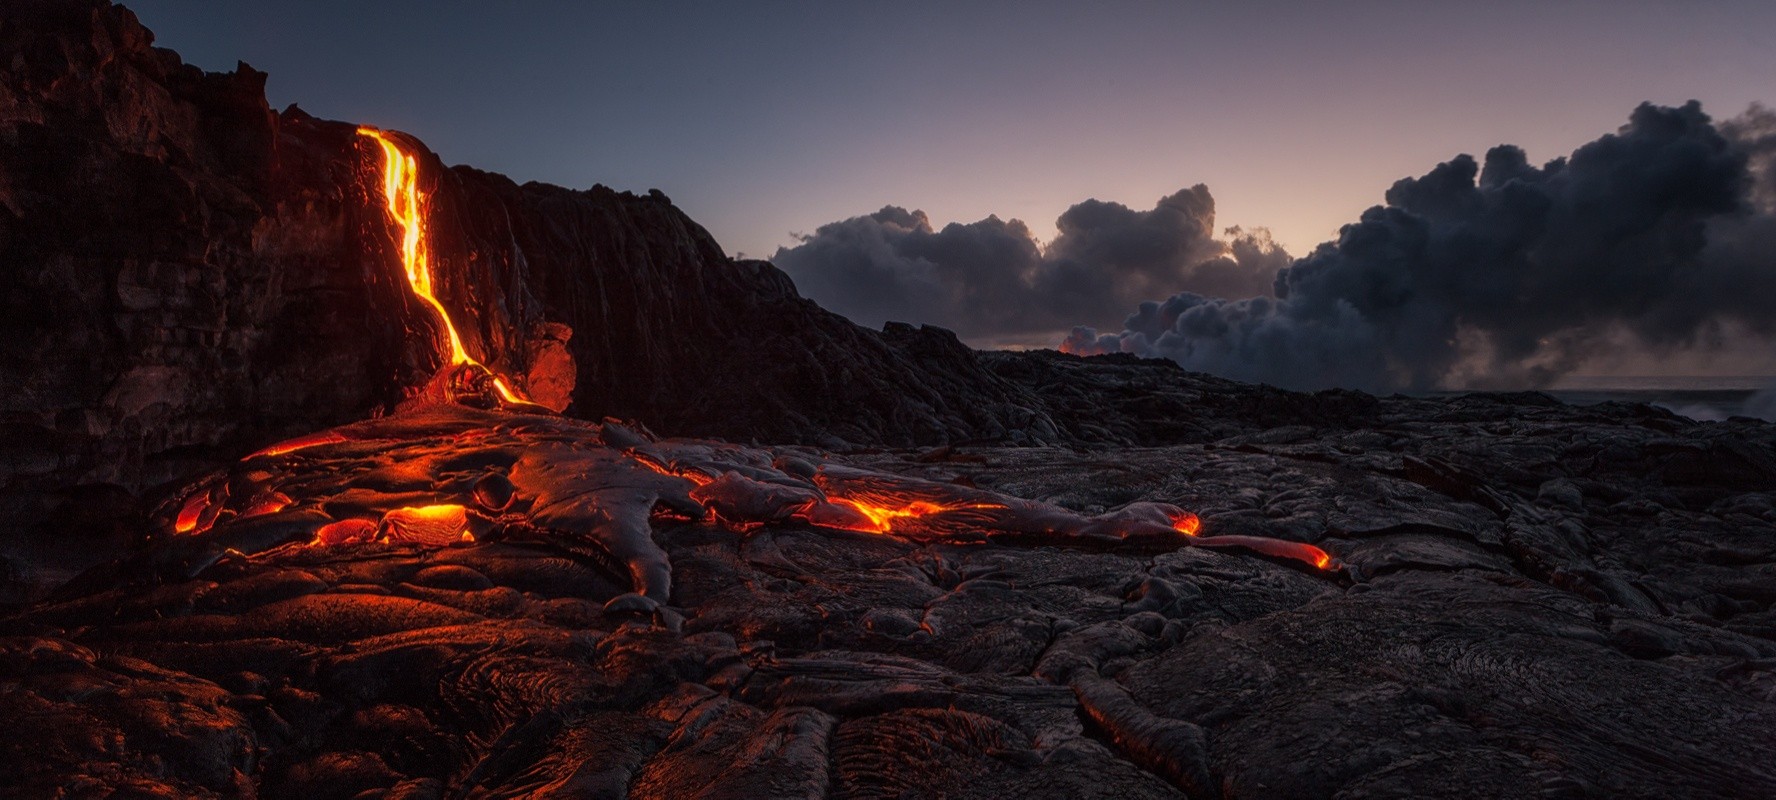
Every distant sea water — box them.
[1442,376,1776,422]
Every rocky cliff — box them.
[0,0,1056,537]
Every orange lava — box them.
[358,128,527,406]
[630,452,716,486]
[172,492,210,535]
[307,505,475,548]
[239,492,292,519]
[1170,511,1201,536]
[380,504,473,546]
[818,496,1003,535]
[249,431,350,459]
[1191,534,1337,571]
[312,518,378,546]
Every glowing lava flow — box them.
[172,493,208,534]
[247,431,350,459]
[358,127,527,406]
[307,505,473,548]
[155,137,1334,582]
[822,497,1004,535]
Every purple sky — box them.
[128,1,1776,262]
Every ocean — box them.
[1490,376,1774,422]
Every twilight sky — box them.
[130,1,1775,261]
[130,1,1776,385]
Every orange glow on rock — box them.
[629,451,716,486]
[358,128,529,405]
[312,518,378,546]
[240,492,292,520]
[829,498,944,533]
[1170,511,1201,536]
[378,504,471,547]
[490,377,525,406]
[249,431,350,459]
[816,496,1004,535]
[173,492,209,535]
[1192,534,1337,572]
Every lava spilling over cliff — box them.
[0,0,1064,538]
[147,128,1330,609]
[355,126,537,410]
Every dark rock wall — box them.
[440,172,1050,447]
[1,1,411,526]
[0,0,1056,532]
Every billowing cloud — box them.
[1069,102,1776,391]
[772,186,1285,343]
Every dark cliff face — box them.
[0,1,403,526]
[0,0,1056,529]
[440,172,1051,447]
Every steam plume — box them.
[772,186,1286,344]
[778,102,1775,390]
[1069,102,1776,390]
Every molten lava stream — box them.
[818,496,1001,535]
[1193,534,1335,571]
[172,492,210,535]
[357,127,529,407]
[247,431,350,459]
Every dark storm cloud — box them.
[1069,102,1776,391]
[771,186,1285,340]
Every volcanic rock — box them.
[4,386,1774,797]
[3,2,1776,799]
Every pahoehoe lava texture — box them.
[136,404,1271,610]
[5,381,1776,798]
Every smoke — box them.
[775,101,1775,390]
[1069,102,1776,391]
[772,186,1287,343]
